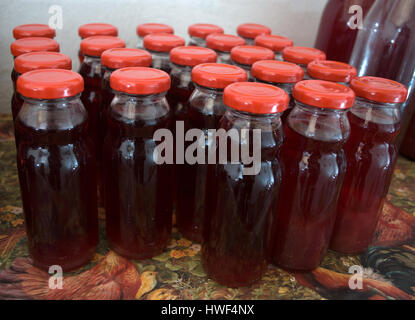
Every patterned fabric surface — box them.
[0,114,414,300]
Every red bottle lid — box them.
[294,80,355,110]
[282,46,326,65]
[251,60,303,83]
[17,69,84,99]
[224,82,289,114]
[13,24,55,39]
[230,45,274,66]
[80,36,125,57]
[170,46,217,67]
[188,23,224,39]
[110,67,170,95]
[14,52,71,75]
[10,37,60,57]
[78,23,118,38]
[350,76,408,104]
[254,34,293,52]
[206,34,246,52]
[101,48,152,69]
[307,60,357,83]
[136,23,174,37]
[192,63,247,89]
[237,23,271,39]
[143,33,185,52]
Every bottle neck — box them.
[17,94,87,132]
[110,91,170,122]
[350,96,402,126]
[288,101,350,142]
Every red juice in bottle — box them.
[79,36,125,203]
[314,0,375,63]
[136,23,174,49]
[15,69,98,271]
[175,63,247,243]
[331,77,408,254]
[13,24,56,39]
[282,46,326,75]
[230,45,274,81]
[188,23,224,47]
[237,23,271,45]
[78,23,118,64]
[202,82,289,287]
[143,33,185,74]
[100,48,152,139]
[307,60,357,85]
[270,80,355,271]
[12,52,71,122]
[252,60,304,122]
[167,46,217,118]
[254,34,293,61]
[104,67,173,260]
[206,33,246,64]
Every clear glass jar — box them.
[237,23,271,45]
[12,51,71,121]
[104,67,173,260]
[202,82,288,288]
[78,23,118,64]
[252,60,304,122]
[15,69,98,271]
[143,33,185,74]
[206,33,246,64]
[331,76,408,254]
[254,34,293,61]
[270,80,354,271]
[175,63,247,243]
[188,23,224,47]
[167,46,217,118]
[136,23,174,48]
[230,45,274,81]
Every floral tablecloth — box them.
[0,114,414,300]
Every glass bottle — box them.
[237,23,271,45]
[175,63,247,243]
[16,69,98,271]
[78,23,118,64]
[230,45,274,81]
[252,60,304,122]
[254,34,293,61]
[331,76,408,254]
[270,80,354,271]
[104,67,173,260]
[188,23,224,47]
[143,33,185,74]
[202,82,288,287]
[206,33,246,64]
[136,23,174,49]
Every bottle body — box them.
[314,0,375,62]
[401,112,415,160]
[270,103,349,271]
[331,98,401,254]
[202,109,284,287]
[167,64,195,118]
[175,85,226,242]
[103,92,173,260]
[16,95,98,271]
